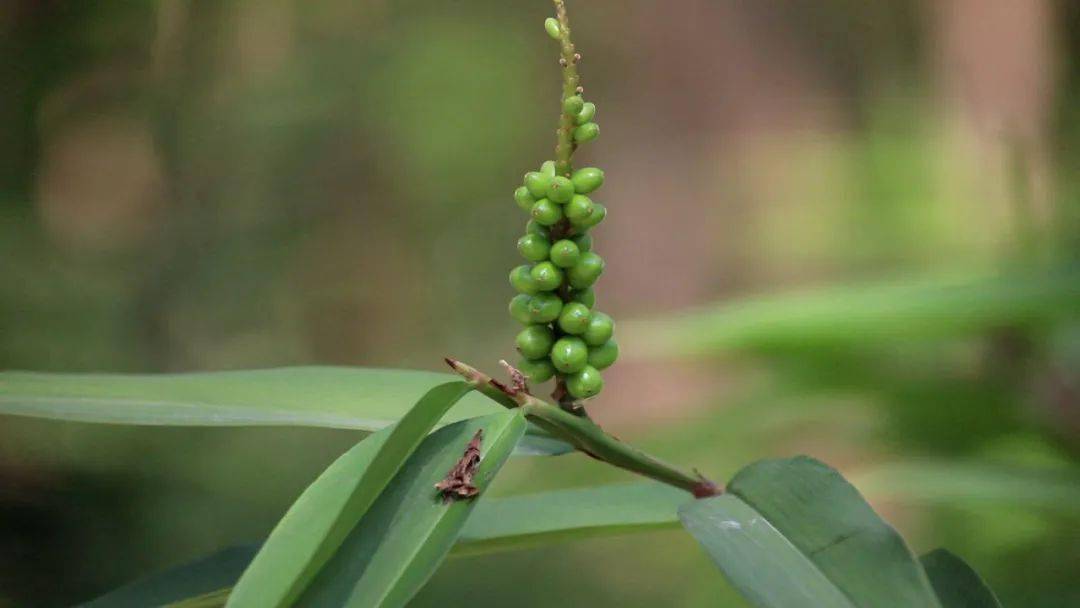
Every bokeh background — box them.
[1,1,1078,606]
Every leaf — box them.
[679,456,941,608]
[625,270,1080,358]
[228,382,473,608]
[454,482,687,556]
[295,411,526,607]
[920,549,1002,608]
[80,545,257,608]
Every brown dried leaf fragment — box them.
[435,429,484,503]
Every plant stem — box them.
[552,0,580,178]
[446,358,722,497]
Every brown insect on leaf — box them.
[435,429,483,504]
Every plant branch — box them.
[446,358,722,497]
[552,0,581,177]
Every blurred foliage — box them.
[1,0,1078,606]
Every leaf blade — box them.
[920,549,1002,608]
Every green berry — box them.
[550,336,588,373]
[514,186,536,212]
[540,160,557,177]
[558,302,591,335]
[564,194,595,223]
[568,252,605,289]
[509,265,539,294]
[570,232,593,252]
[571,287,596,308]
[572,202,606,230]
[571,167,604,194]
[531,198,564,226]
[526,219,549,237]
[524,171,553,199]
[566,365,603,398]
[530,261,564,291]
[547,175,575,204]
[587,339,619,370]
[519,357,556,383]
[527,292,562,323]
[509,294,533,325]
[575,102,596,125]
[583,311,614,345]
[516,325,556,359]
[574,122,599,143]
[563,95,584,115]
[549,239,581,268]
[544,17,561,40]
[517,233,551,262]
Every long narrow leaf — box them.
[228,382,473,608]
[920,549,1002,608]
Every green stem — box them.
[552,0,580,178]
[446,358,722,497]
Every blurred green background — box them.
[1,0,1078,606]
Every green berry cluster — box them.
[508,154,617,400]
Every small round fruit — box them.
[516,325,556,359]
[587,339,619,370]
[514,186,536,212]
[509,265,538,294]
[572,202,606,230]
[558,302,591,335]
[571,167,604,194]
[509,294,533,325]
[519,357,556,383]
[546,175,574,204]
[549,239,581,268]
[563,95,584,115]
[524,171,553,199]
[574,122,599,143]
[544,17,561,40]
[550,336,588,373]
[564,194,595,223]
[575,102,596,125]
[517,233,551,262]
[583,312,614,345]
[568,252,605,289]
[540,160,557,177]
[571,287,596,308]
[527,292,562,323]
[531,198,564,226]
[530,261,564,291]
[525,219,549,237]
[566,365,603,399]
[570,232,593,252]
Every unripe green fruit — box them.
[587,339,619,370]
[583,311,614,345]
[568,252,605,289]
[531,198,564,226]
[570,232,593,252]
[564,194,595,223]
[517,233,551,262]
[575,102,596,125]
[509,294,533,325]
[516,324,556,359]
[514,186,536,212]
[524,171,553,199]
[526,219,550,237]
[563,95,585,115]
[544,17,561,40]
[572,202,606,230]
[566,365,604,399]
[550,336,588,373]
[571,167,604,194]
[540,160,557,177]
[558,302,592,335]
[574,122,599,143]
[530,261,564,291]
[547,176,575,204]
[571,287,596,308]
[527,292,562,323]
[510,265,539,294]
[519,357,556,383]
[549,239,581,268]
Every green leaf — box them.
[228,381,473,608]
[920,549,1002,608]
[295,411,526,607]
[454,482,687,556]
[81,545,256,608]
[679,456,941,608]
[625,270,1080,358]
